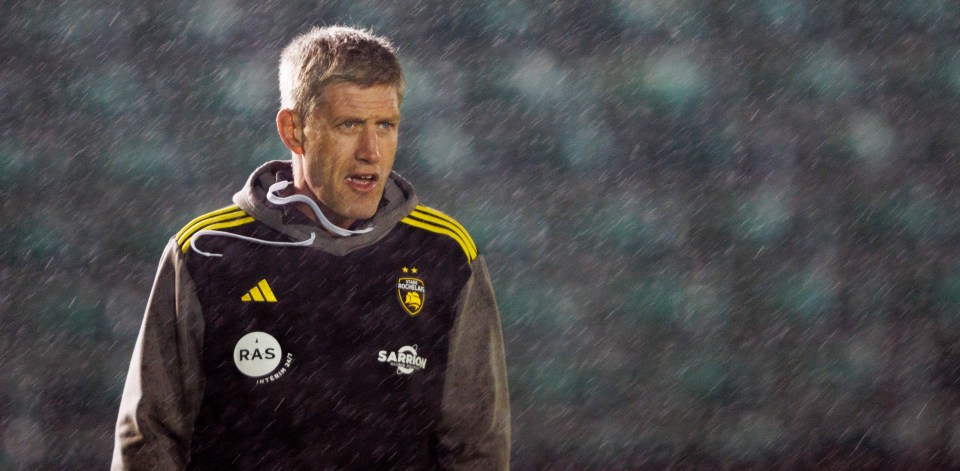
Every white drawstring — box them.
[190,230,316,258]
[189,180,372,257]
[265,180,373,237]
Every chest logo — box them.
[397,273,426,316]
[241,279,278,303]
[378,345,428,375]
[233,331,293,384]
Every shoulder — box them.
[174,204,256,255]
[400,205,478,263]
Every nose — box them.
[356,125,380,163]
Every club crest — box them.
[397,275,426,316]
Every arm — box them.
[112,239,206,470]
[436,256,511,470]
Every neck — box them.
[294,200,356,231]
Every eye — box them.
[378,121,397,131]
[342,121,357,129]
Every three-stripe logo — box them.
[241,279,278,303]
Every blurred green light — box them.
[508,51,569,106]
[105,138,179,185]
[898,0,955,29]
[186,0,242,39]
[73,62,141,114]
[561,111,615,169]
[416,119,478,176]
[623,277,684,325]
[736,186,791,242]
[0,138,28,187]
[846,111,895,169]
[219,57,275,114]
[757,0,806,30]
[770,267,838,320]
[721,413,787,461]
[613,0,703,35]
[643,49,708,108]
[798,46,856,97]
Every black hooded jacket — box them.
[113,161,510,470]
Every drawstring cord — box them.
[264,180,373,237]
[189,180,373,257]
[189,230,316,258]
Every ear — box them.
[277,108,304,155]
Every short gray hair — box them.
[278,26,404,116]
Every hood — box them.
[230,160,419,256]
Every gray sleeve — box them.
[436,255,511,470]
[112,239,206,471]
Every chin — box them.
[353,196,384,219]
[356,209,379,221]
[344,205,378,222]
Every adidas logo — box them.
[241,279,278,303]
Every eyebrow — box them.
[334,115,400,123]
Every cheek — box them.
[381,138,399,158]
[307,142,337,174]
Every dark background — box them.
[3,0,960,468]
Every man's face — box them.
[294,83,400,228]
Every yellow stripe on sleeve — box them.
[249,287,265,302]
[401,216,477,262]
[413,205,478,255]
[409,208,478,257]
[175,205,241,241]
[406,212,475,260]
[180,216,256,253]
[176,209,249,247]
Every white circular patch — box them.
[233,331,282,377]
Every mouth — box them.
[344,173,379,192]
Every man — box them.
[113,26,510,470]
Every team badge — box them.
[397,267,425,316]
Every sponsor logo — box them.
[378,345,428,375]
[233,331,293,384]
[397,267,425,316]
[241,279,278,303]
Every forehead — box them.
[315,83,400,118]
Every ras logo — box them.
[378,345,428,375]
[233,331,293,384]
[397,277,426,316]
